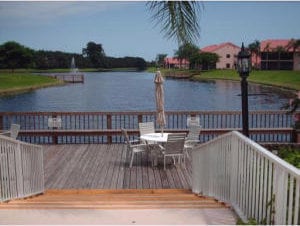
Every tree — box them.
[147,1,202,45]
[190,52,219,70]
[248,40,260,69]
[287,38,300,53]
[175,43,199,69]
[262,42,271,70]
[156,54,167,67]
[82,42,106,68]
[0,41,34,72]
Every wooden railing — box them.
[0,135,44,202]
[0,111,295,144]
[192,131,300,225]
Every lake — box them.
[0,71,293,112]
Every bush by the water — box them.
[277,146,300,168]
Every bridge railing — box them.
[0,110,295,144]
[192,131,300,225]
[0,135,44,202]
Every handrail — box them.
[192,131,300,225]
[0,110,294,144]
[0,135,44,202]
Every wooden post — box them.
[138,114,143,124]
[53,133,58,144]
[0,114,3,131]
[293,113,300,143]
[107,114,112,144]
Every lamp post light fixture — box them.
[237,42,251,137]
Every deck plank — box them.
[109,144,124,189]
[116,145,127,189]
[89,144,109,188]
[95,145,112,188]
[57,145,89,189]
[80,145,104,188]
[43,144,191,190]
[103,145,119,188]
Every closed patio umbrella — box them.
[154,70,166,136]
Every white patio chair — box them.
[184,124,201,159]
[187,115,200,127]
[122,128,148,168]
[48,116,62,129]
[139,121,155,135]
[139,121,156,144]
[0,123,20,139]
[158,133,186,170]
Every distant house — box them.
[259,39,300,71]
[201,42,240,69]
[164,57,190,69]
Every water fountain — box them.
[70,56,79,73]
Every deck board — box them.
[43,144,192,189]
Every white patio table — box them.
[140,132,169,143]
[140,132,169,166]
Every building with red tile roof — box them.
[201,42,240,69]
[164,57,190,69]
[259,39,300,70]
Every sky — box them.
[0,1,300,62]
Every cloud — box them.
[0,1,131,25]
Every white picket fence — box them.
[192,131,300,225]
[0,135,44,202]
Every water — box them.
[0,72,293,112]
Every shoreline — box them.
[189,76,298,96]
[0,81,64,96]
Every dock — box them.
[47,73,84,83]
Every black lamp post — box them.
[237,43,251,137]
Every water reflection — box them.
[0,72,293,112]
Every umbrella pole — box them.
[161,127,163,137]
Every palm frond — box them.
[147,1,202,45]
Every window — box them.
[226,63,230,69]
[226,54,230,58]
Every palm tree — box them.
[147,1,202,45]
[287,38,300,53]
[248,40,260,69]
[263,42,271,70]
[175,43,199,69]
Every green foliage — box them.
[156,54,167,67]
[190,52,219,70]
[236,218,257,225]
[82,41,106,68]
[175,43,199,62]
[147,1,202,45]
[0,41,147,71]
[0,41,34,71]
[277,147,300,168]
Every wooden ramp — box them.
[0,189,228,210]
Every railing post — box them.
[0,114,3,131]
[15,142,24,198]
[107,114,112,144]
[138,114,143,124]
[52,133,58,144]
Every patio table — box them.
[140,133,170,166]
[140,132,169,143]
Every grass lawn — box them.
[194,70,300,91]
[148,68,300,91]
[0,73,62,95]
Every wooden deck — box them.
[43,144,192,190]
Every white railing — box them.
[0,135,44,202]
[192,131,300,225]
